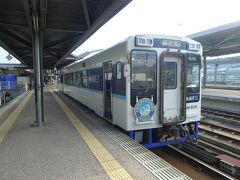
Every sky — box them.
[1,0,240,64]
[0,47,21,64]
[72,0,240,56]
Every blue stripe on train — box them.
[112,93,126,100]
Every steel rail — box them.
[168,145,236,180]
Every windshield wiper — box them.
[144,81,153,94]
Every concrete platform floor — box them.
[0,88,157,180]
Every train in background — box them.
[58,34,202,148]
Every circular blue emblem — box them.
[134,98,155,122]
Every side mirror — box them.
[124,64,130,77]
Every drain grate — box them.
[127,146,150,155]
[120,141,143,149]
[135,152,159,162]
[103,128,191,180]
[143,159,169,171]
[154,167,187,180]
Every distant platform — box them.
[202,88,240,113]
[202,88,240,102]
[206,84,240,91]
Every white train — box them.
[59,34,202,148]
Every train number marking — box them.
[186,105,197,110]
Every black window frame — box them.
[186,53,201,103]
[116,62,123,80]
[130,49,157,90]
[164,62,177,89]
[130,49,157,106]
[88,67,103,91]
[74,71,82,87]
[65,73,74,85]
[82,70,88,88]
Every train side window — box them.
[60,75,63,83]
[67,73,73,85]
[186,54,200,94]
[64,74,67,84]
[82,70,88,87]
[75,71,82,87]
[73,73,76,86]
[104,63,112,80]
[164,62,177,89]
[116,62,122,80]
[79,72,83,87]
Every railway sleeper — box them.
[181,142,219,166]
[199,134,240,156]
[202,114,240,127]
[198,124,240,142]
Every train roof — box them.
[63,34,201,70]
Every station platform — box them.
[0,87,190,180]
[202,88,240,101]
[202,88,240,113]
[206,84,240,90]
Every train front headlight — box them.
[189,43,201,51]
[135,36,153,47]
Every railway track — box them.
[200,107,240,156]
[202,107,240,122]
[199,121,240,145]
[167,145,236,180]
[191,107,240,178]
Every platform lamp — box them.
[6,53,13,61]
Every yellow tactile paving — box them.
[50,88,133,180]
[108,168,133,179]
[0,91,33,144]
[102,160,123,171]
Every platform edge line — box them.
[0,91,33,144]
[50,88,133,180]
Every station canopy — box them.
[0,0,131,69]
[187,21,240,57]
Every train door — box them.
[103,62,113,121]
[160,53,186,125]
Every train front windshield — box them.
[130,50,157,106]
[131,51,156,89]
[186,54,201,102]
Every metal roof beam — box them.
[44,35,81,49]
[82,0,90,28]
[44,47,66,53]
[32,0,38,13]
[213,33,236,48]
[22,0,33,27]
[0,27,32,48]
[0,0,132,69]
[0,9,25,17]
[56,0,132,67]
[20,50,32,58]
[188,21,240,39]
[40,0,47,26]
[0,22,30,29]
[44,51,60,58]
[45,27,86,34]
[204,46,240,57]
